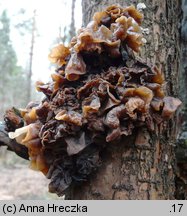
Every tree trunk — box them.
[69,0,76,40]
[176,0,187,199]
[27,9,36,103]
[68,0,182,199]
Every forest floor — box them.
[0,150,61,200]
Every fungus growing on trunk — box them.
[4,4,181,196]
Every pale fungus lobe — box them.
[5,5,181,196]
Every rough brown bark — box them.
[180,1,187,118]
[68,0,182,199]
[176,0,187,199]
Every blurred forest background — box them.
[0,0,81,199]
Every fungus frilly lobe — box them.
[5,4,181,196]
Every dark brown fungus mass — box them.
[5,4,181,196]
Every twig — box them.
[0,122,29,160]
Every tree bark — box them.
[68,0,182,199]
[176,0,187,199]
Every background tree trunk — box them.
[69,0,76,39]
[68,0,182,199]
[27,9,36,103]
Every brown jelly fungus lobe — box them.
[5,4,181,196]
